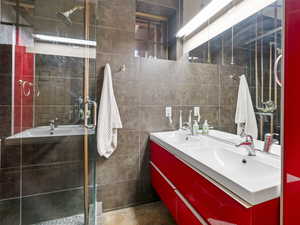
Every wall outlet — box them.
[194,107,200,116]
[165,106,172,117]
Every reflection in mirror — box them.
[186,1,283,145]
[135,0,179,60]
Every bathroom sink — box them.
[150,130,281,205]
[208,130,282,156]
[189,146,280,191]
[7,125,95,140]
[156,131,200,145]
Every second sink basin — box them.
[7,125,95,140]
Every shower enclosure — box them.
[0,0,98,225]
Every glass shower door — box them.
[0,0,98,224]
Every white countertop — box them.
[150,130,281,206]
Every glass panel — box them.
[0,40,22,225]
[0,0,97,224]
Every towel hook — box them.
[119,64,126,72]
[229,74,240,81]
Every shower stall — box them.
[0,0,98,225]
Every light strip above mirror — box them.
[33,34,97,47]
[183,0,278,54]
[176,0,234,38]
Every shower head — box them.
[57,6,84,25]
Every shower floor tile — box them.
[32,214,84,225]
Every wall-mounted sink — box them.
[7,125,95,140]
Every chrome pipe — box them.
[245,27,282,45]
[269,42,274,101]
[274,2,278,111]
[83,0,91,224]
[231,26,234,65]
[221,35,225,65]
[207,39,211,64]
[255,15,259,109]
[261,37,264,105]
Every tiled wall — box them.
[95,0,245,213]
[0,0,245,224]
[0,1,97,225]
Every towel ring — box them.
[274,55,282,87]
[18,80,32,96]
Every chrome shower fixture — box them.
[231,26,235,65]
[57,6,84,25]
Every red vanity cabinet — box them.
[151,163,177,218]
[150,141,280,225]
[151,163,205,225]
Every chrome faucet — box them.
[181,110,193,134]
[236,135,256,156]
[49,118,59,131]
[263,133,279,153]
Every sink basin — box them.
[208,130,282,156]
[190,146,280,192]
[7,125,95,140]
[150,130,281,205]
[156,131,200,146]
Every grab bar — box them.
[274,54,282,87]
[84,99,97,129]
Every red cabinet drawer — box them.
[150,141,252,225]
[150,141,178,181]
[150,164,177,219]
[151,163,206,225]
[176,190,205,225]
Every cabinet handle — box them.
[175,190,209,225]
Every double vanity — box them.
[150,130,281,225]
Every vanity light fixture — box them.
[176,0,234,38]
[183,0,278,54]
[33,34,97,47]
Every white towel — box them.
[235,75,258,139]
[97,64,122,158]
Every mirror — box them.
[185,0,283,147]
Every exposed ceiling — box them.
[136,0,178,18]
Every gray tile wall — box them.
[95,0,245,212]
[0,1,245,224]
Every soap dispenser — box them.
[202,120,209,135]
[192,120,199,136]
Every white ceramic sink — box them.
[208,130,282,156]
[7,125,95,139]
[150,130,281,205]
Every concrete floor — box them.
[99,201,176,225]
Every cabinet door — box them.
[150,141,252,225]
[176,191,206,225]
[150,164,177,221]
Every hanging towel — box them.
[97,64,122,158]
[235,75,258,139]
